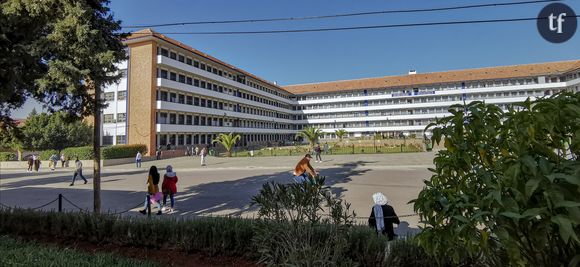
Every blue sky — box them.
[12,0,580,118]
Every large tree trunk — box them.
[93,85,102,214]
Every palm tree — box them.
[334,129,347,143]
[212,133,241,157]
[296,127,323,147]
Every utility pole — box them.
[92,81,102,214]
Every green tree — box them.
[0,121,24,160]
[411,92,580,266]
[212,133,241,157]
[0,0,127,213]
[296,127,323,147]
[21,111,92,152]
[334,129,348,143]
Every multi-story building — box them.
[284,61,580,139]
[101,29,580,154]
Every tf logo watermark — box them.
[537,3,577,43]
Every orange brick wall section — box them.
[127,41,157,156]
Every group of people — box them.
[152,145,209,166]
[293,153,400,240]
[311,142,330,163]
[26,153,70,172]
[139,165,179,215]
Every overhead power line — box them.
[128,16,579,35]
[122,0,560,28]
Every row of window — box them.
[301,90,547,110]
[158,46,290,100]
[103,113,126,123]
[157,133,295,147]
[156,111,294,130]
[157,89,292,120]
[102,135,126,146]
[104,91,127,101]
[296,75,576,101]
[157,67,292,110]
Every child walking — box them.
[139,166,162,215]
[161,165,178,212]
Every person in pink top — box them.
[161,165,178,212]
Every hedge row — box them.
[0,208,439,266]
[29,144,148,161]
[0,152,16,161]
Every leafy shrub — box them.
[101,144,147,159]
[39,149,59,160]
[251,176,356,266]
[62,146,94,160]
[412,92,580,266]
[0,152,16,161]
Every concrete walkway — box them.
[0,152,435,235]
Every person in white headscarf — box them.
[368,192,400,240]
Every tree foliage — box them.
[212,133,241,157]
[0,0,126,125]
[296,127,323,147]
[21,111,92,152]
[335,129,347,142]
[412,92,580,266]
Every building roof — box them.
[125,29,290,94]
[283,60,580,95]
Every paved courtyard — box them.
[0,152,435,234]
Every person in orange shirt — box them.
[293,154,317,183]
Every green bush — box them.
[413,92,580,266]
[62,146,94,160]
[101,144,147,159]
[0,152,16,161]
[39,149,59,160]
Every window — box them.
[207,66,212,73]
[200,81,206,88]
[178,74,185,83]
[186,134,192,145]
[207,99,212,108]
[218,70,223,76]
[170,72,176,81]
[186,58,192,65]
[194,79,200,87]
[117,91,126,101]
[186,95,193,105]
[212,68,218,75]
[213,101,218,109]
[117,113,126,122]
[160,69,168,79]
[200,98,206,107]
[169,114,176,124]
[194,61,199,68]
[160,91,168,101]
[200,116,206,126]
[186,77,192,85]
[200,63,206,70]
[160,48,169,57]
[178,114,185,124]
[186,115,192,125]
[178,94,185,104]
[103,136,113,146]
[104,114,114,123]
[178,55,185,62]
[159,134,167,146]
[194,97,199,106]
[116,135,126,144]
[169,93,177,102]
[194,116,199,125]
[104,92,115,101]
[169,52,177,59]
[158,112,167,124]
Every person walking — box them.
[323,142,330,154]
[314,144,323,163]
[33,154,40,172]
[161,165,178,212]
[49,154,58,171]
[70,157,87,186]
[139,166,163,215]
[135,151,142,168]
[27,155,33,172]
[368,192,400,241]
[60,154,66,168]
[200,146,207,166]
[293,154,317,183]
[194,146,199,157]
[156,146,161,160]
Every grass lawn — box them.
[0,235,156,267]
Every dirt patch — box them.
[14,235,260,267]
